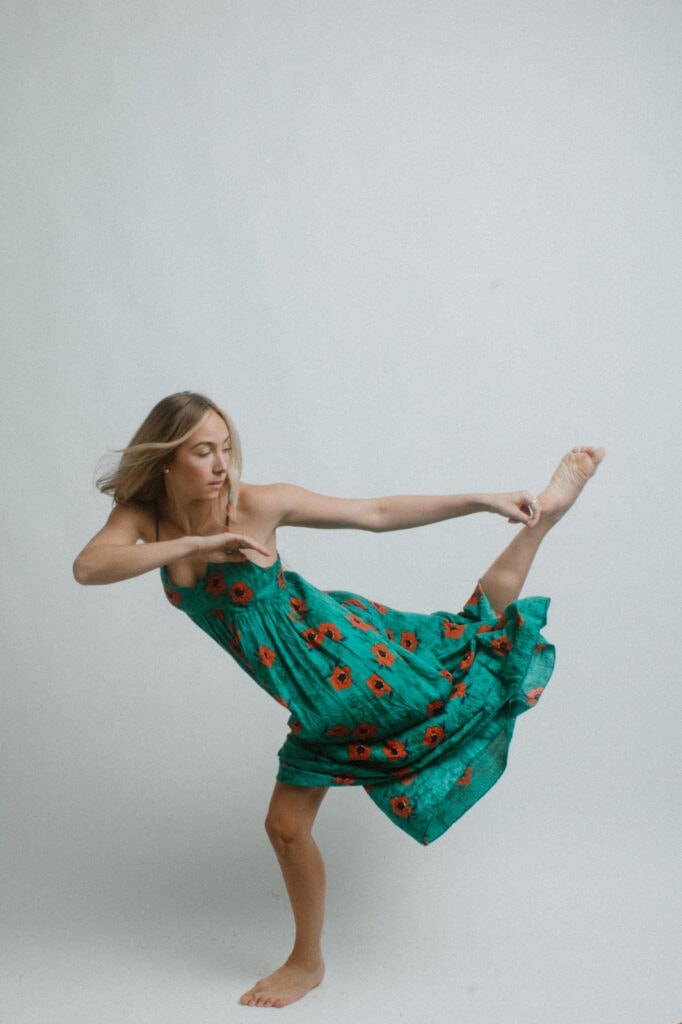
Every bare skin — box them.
[237,446,606,1009]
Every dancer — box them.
[73,391,604,1009]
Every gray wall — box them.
[2,2,680,1021]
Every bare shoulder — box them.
[237,482,292,525]
[96,502,157,545]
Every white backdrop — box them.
[2,2,680,1022]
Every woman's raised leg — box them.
[480,446,605,615]
[239,782,328,1009]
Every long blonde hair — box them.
[97,392,243,512]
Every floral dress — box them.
[161,555,555,845]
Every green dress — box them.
[160,555,554,845]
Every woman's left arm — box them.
[260,484,539,532]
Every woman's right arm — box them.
[72,504,197,585]
[73,505,271,585]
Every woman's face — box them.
[166,410,232,503]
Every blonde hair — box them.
[97,392,242,512]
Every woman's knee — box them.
[264,809,309,856]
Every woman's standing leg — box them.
[480,446,605,615]
[240,782,328,1009]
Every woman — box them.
[74,391,604,1009]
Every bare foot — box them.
[239,958,325,1009]
[536,446,606,523]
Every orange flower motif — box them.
[456,765,472,787]
[344,597,367,610]
[427,699,445,718]
[371,643,395,667]
[383,739,407,760]
[366,673,392,697]
[206,572,227,597]
[210,608,225,621]
[389,794,414,818]
[400,631,418,652]
[465,585,482,607]
[440,669,453,683]
[334,775,356,786]
[290,596,307,617]
[423,725,445,747]
[491,635,513,656]
[386,628,395,642]
[460,650,475,671]
[450,681,468,700]
[353,722,378,740]
[326,724,349,737]
[302,627,324,649]
[330,666,353,691]
[349,743,372,760]
[228,581,254,604]
[319,622,342,642]
[164,587,181,606]
[371,601,388,614]
[534,642,548,654]
[347,613,376,632]
[274,695,290,708]
[277,567,285,589]
[516,611,525,628]
[229,629,244,658]
[258,645,276,668]
[391,766,416,785]
[289,719,302,735]
[443,619,466,640]
[526,686,545,706]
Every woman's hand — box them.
[191,531,272,563]
[486,492,540,527]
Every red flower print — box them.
[366,673,392,697]
[371,601,388,614]
[228,581,254,604]
[302,627,324,649]
[326,724,349,738]
[456,765,472,787]
[450,681,467,700]
[330,666,353,691]
[344,597,367,610]
[353,722,378,740]
[275,695,290,709]
[516,611,525,628]
[319,622,342,642]
[491,635,513,656]
[389,795,414,819]
[258,645,276,668]
[386,628,395,642]
[443,619,466,640]
[440,669,453,683]
[347,613,377,632]
[383,739,407,760]
[164,587,181,606]
[229,628,244,659]
[534,642,548,654]
[206,572,227,597]
[460,650,475,671]
[289,719,302,735]
[371,643,395,667]
[423,725,445,747]
[391,767,416,785]
[465,585,482,607]
[290,596,307,617]
[400,631,418,652]
[349,743,372,760]
[427,699,445,718]
[333,775,356,786]
[277,567,285,589]
[526,686,545,706]
[210,608,225,621]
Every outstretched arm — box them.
[264,484,539,533]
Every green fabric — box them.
[161,557,555,844]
